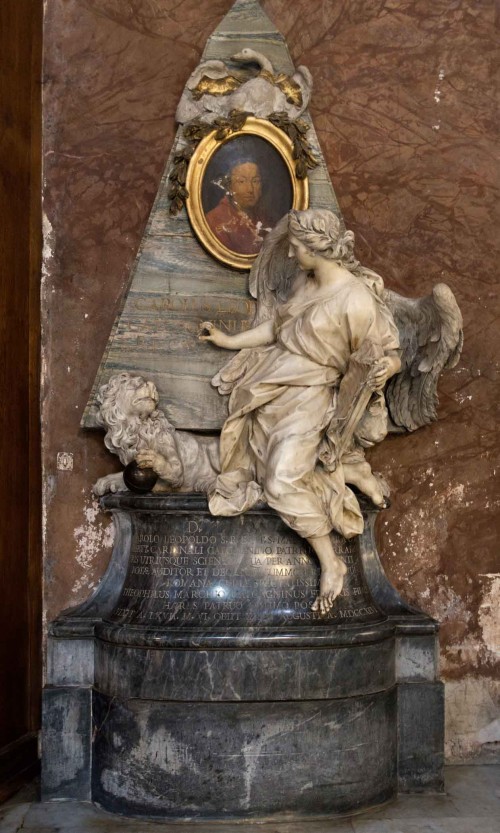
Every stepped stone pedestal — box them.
[42,494,443,820]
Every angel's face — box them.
[288,235,316,271]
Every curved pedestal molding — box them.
[42,494,444,818]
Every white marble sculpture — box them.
[176,49,313,124]
[93,209,462,615]
[93,373,219,496]
[198,209,462,613]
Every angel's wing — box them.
[383,283,463,432]
[248,215,300,325]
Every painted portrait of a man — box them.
[201,135,293,258]
[205,159,271,255]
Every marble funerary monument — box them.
[42,0,462,820]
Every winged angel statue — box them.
[198,208,463,614]
[94,208,462,616]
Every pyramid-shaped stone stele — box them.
[82,0,342,431]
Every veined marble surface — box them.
[2,766,500,831]
[80,0,341,430]
[42,0,500,763]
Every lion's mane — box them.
[96,373,177,466]
[96,372,219,494]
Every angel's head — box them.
[287,209,358,271]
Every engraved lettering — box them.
[338,606,377,618]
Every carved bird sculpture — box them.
[230,48,312,113]
[176,49,313,124]
[186,59,244,101]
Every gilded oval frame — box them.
[185,116,309,271]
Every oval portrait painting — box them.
[202,135,291,256]
[186,118,309,270]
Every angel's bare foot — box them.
[311,556,347,616]
[344,461,386,508]
[306,533,348,617]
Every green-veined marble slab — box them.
[82,0,343,431]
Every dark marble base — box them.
[92,689,397,819]
[42,494,444,818]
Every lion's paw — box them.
[92,473,126,496]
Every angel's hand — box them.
[136,450,170,479]
[367,357,392,392]
[198,321,232,348]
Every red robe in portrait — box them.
[206,196,272,255]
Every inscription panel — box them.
[108,292,255,428]
[112,511,382,628]
[130,294,254,340]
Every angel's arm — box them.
[199,319,275,350]
[347,301,401,391]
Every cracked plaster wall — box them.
[41,0,500,763]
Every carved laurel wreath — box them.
[168,110,319,216]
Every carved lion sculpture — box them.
[92,373,220,496]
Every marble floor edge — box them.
[0,767,499,833]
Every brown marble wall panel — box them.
[42,0,499,760]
